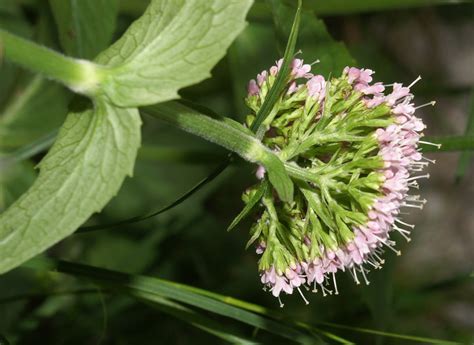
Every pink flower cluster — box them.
[257,66,433,304]
[247,58,326,98]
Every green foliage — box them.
[144,102,294,202]
[49,0,119,59]
[24,257,322,344]
[0,77,67,150]
[99,0,253,107]
[0,102,141,274]
[0,0,253,274]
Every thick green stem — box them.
[144,102,269,164]
[144,102,294,202]
[0,29,104,95]
[143,103,314,178]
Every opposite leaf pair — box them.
[0,0,253,274]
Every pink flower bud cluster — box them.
[252,64,434,304]
[247,58,323,97]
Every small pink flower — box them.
[257,71,268,86]
[385,83,411,106]
[270,59,283,76]
[287,81,299,94]
[247,79,259,96]
[272,274,293,297]
[291,58,312,78]
[261,266,276,285]
[307,75,326,101]
[357,82,385,95]
[256,165,266,179]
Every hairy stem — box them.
[0,29,105,95]
[144,102,294,202]
[144,102,271,165]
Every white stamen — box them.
[402,203,424,209]
[406,196,427,204]
[422,156,436,164]
[419,140,441,149]
[278,296,284,308]
[393,225,411,242]
[351,267,361,285]
[297,287,310,305]
[407,173,430,182]
[382,240,402,256]
[322,284,333,296]
[415,101,436,110]
[374,248,385,257]
[312,280,318,293]
[393,224,411,234]
[310,59,320,66]
[395,219,415,228]
[332,272,339,295]
[365,257,381,269]
[320,283,327,297]
[359,267,370,285]
[408,75,422,88]
[410,162,429,168]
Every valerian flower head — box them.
[243,57,438,307]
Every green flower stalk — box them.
[242,58,438,306]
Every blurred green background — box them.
[0,0,473,344]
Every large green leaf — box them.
[0,101,141,274]
[49,0,119,59]
[99,0,253,107]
